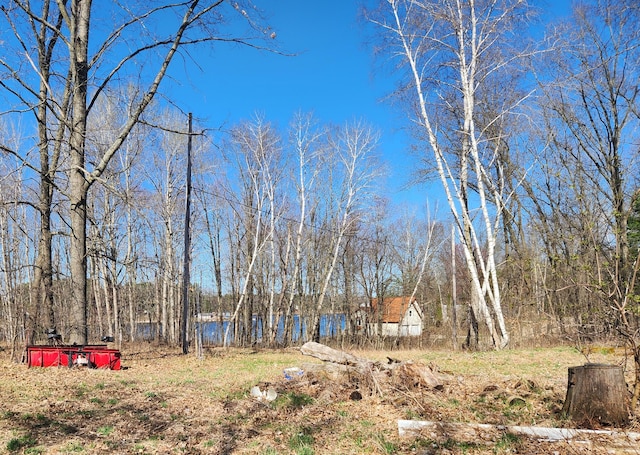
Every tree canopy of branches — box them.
[368,0,539,349]
[0,0,274,345]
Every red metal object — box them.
[27,345,121,370]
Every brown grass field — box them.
[0,343,638,454]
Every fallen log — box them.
[299,341,449,390]
[398,420,640,452]
[300,341,371,367]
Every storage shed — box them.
[369,296,423,337]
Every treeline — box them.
[0,0,639,363]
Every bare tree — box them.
[144,111,195,344]
[370,0,537,349]
[278,113,325,346]
[1,0,275,345]
[222,116,281,346]
[356,198,394,340]
[0,157,31,359]
[0,1,67,339]
[535,0,640,411]
[308,120,383,342]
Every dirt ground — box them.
[0,343,638,454]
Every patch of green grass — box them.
[376,433,398,454]
[7,433,37,452]
[34,413,48,424]
[274,391,314,409]
[289,427,314,453]
[62,441,84,453]
[73,383,88,398]
[24,447,45,454]
[404,409,421,420]
[2,411,18,419]
[96,425,114,436]
[288,392,313,408]
[89,397,103,405]
[500,394,532,421]
[144,391,157,398]
[472,408,487,420]
[494,432,521,453]
[224,389,246,401]
[107,398,118,405]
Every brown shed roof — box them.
[370,296,419,323]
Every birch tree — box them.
[280,113,325,346]
[308,120,382,341]
[370,0,536,349]
[222,117,281,346]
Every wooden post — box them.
[562,363,629,426]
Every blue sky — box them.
[166,0,573,215]
[168,1,420,209]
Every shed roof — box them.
[370,296,420,323]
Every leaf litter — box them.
[0,343,637,454]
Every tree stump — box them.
[562,363,629,427]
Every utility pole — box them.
[181,113,193,354]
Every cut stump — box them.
[562,363,629,426]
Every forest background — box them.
[0,0,639,400]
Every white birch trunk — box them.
[381,0,512,348]
[283,114,322,344]
[310,122,380,339]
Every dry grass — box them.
[0,343,637,454]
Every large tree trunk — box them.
[69,174,89,345]
[67,0,92,345]
[31,0,65,342]
[31,204,54,342]
[562,364,629,427]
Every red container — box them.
[84,348,121,370]
[27,345,121,370]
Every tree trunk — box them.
[562,364,629,427]
[68,0,92,345]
